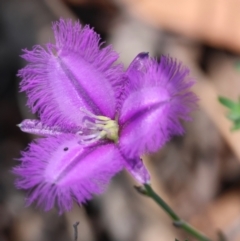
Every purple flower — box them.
[14,19,197,213]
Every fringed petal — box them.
[13,135,123,213]
[18,19,124,129]
[119,54,197,157]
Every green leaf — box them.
[232,120,240,131]
[227,111,240,121]
[219,96,240,131]
[218,96,239,109]
[235,60,240,71]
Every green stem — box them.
[142,184,212,241]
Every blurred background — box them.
[1,0,240,240]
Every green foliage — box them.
[235,60,240,71]
[218,96,240,130]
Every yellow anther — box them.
[97,117,119,143]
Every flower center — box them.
[77,108,119,144]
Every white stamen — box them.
[77,108,119,144]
